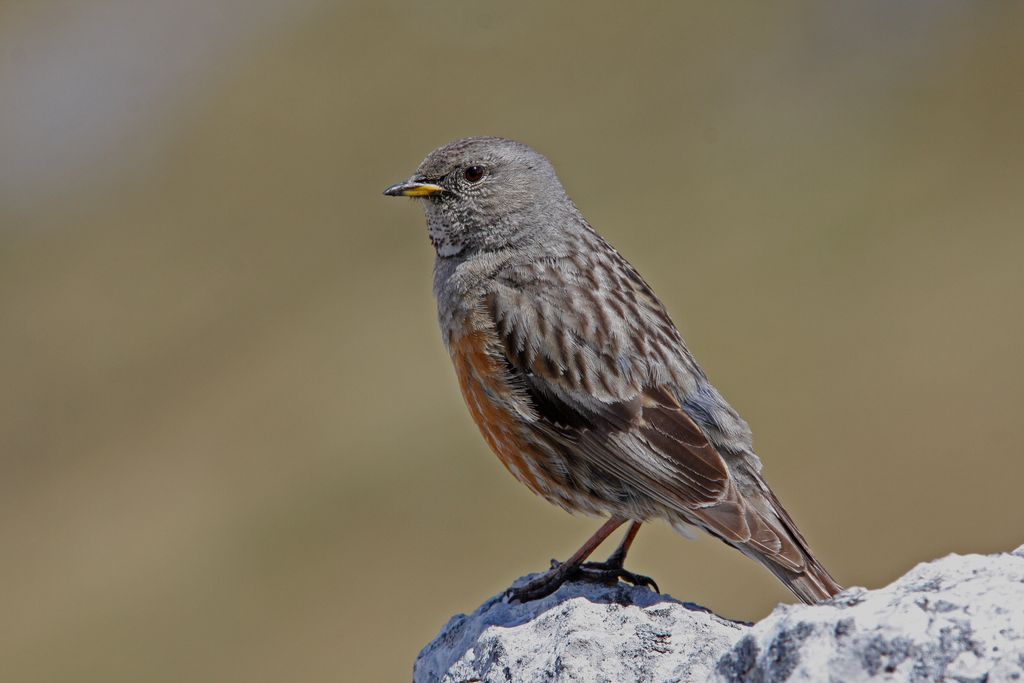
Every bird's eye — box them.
[463,165,486,183]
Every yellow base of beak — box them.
[383,181,445,197]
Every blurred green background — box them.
[2,1,1022,680]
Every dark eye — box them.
[463,165,486,183]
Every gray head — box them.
[383,137,577,257]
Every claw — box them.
[577,561,660,593]
[628,571,660,593]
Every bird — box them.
[383,136,841,604]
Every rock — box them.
[413,577,748,682]
[713,545,1024,683]
[415,546,1024,682]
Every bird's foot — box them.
[506,559,579,603]
[577,559,660,593]
[506,557,659,603]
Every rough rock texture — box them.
[415,546,1024,682]
[414,577,747,682]
[713,545,1024,683]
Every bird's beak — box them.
[382,180,445,197]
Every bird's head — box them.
[384,136,574,257]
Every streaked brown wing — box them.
[506,333,809,573]
[483,281,731,512]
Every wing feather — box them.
[485,282,731,511]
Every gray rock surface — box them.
[713,545,1024,683]
[414,577,747,682]
[415,546,1024,682]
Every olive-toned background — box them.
[2,2,1022,681]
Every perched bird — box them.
[384,137,841,604]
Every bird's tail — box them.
[686,477,842,605]
[749,540,843,605]
[756,484,842,603]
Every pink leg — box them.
[508,516,627,602]
[605,520,643,567]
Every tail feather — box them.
[686,477,842,605]
[751,545,842,604]
[756,485,842,604]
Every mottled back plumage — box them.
[386,136,841,604]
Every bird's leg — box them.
[506,517,626,603]
[578,521,659,592]
[598,520,643,568]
